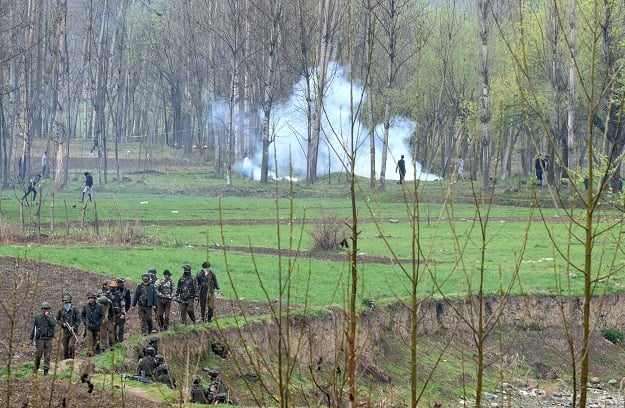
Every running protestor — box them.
[82,172,93,202]
[22,174,41,201]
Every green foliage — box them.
[602,329,624,344]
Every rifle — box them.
[172,297,188,306]
[33,326,38,347]
[64,322,79,343]
[124,374,153,384]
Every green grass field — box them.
[2,164,624,308]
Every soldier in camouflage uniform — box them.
[175,264,199,324]
[56,293,81,359]
[30,301,57,375]
[155,269,175,331]
[115,278,131,342]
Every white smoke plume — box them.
[244,63,440,182]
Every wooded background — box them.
[0,0,621,191]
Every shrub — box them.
[308,213,349,251]
[602,329,623,344]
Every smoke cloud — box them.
[245,63,440,182]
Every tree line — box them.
[0,0,623,193]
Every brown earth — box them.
[3,255,625,407]
[0,255,275,407]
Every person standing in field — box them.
[30,301,57,375]
[81,292,104,357]
[132,273,158,335]
[155,269,175,331]
[115,278,131,342]
[200,261,220,323]
[56,293,81,359]
[196,263,210,322]
[534,154,545,186]
[82,171,93,202]
[108,279,125,345]
[41,151,47,177]
[395,155,406,185]
[456,157,465,182]
[176,264,199,324]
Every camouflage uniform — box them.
[56,295,81,359]
[176,264,198,324]
[30,303,57,375]
[155,270,175,330]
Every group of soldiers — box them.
[29,262,220,375]
[128,336,176,388]
[133,262,221,334]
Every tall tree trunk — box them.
[565,0,576,194]
[52,0,68,189]
[306,0,337,185]
[479,0,491,192]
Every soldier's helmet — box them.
[41,302,51,309]
[192,375,201,384]
[207,369,219,378]
[87,291,96,299]
[97,296,109,305]
[159,363,168,372]
[109,280,118,288]
[149,336,159,346]
[62,294,72,303]
[155,354,165,364]
[116,278,125,285]
[182,263,191,271]
[145,346,156,357]
[141,273,149,280]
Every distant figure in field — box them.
[395,155,406,185]
[534,154,545,186]
[82,172,93,202]
[22,174,41,201]
[41,151,47,176]
[242,152,252,180]
[456,157,465,182]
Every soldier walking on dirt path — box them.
[198,261,220,323]
[155,269,175,331]
[56,294,81,359]
[115,278,131,342]
[132,273,158,335]
[30,301,57,375]
[176,264,199,324]
[81,292,104,357]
